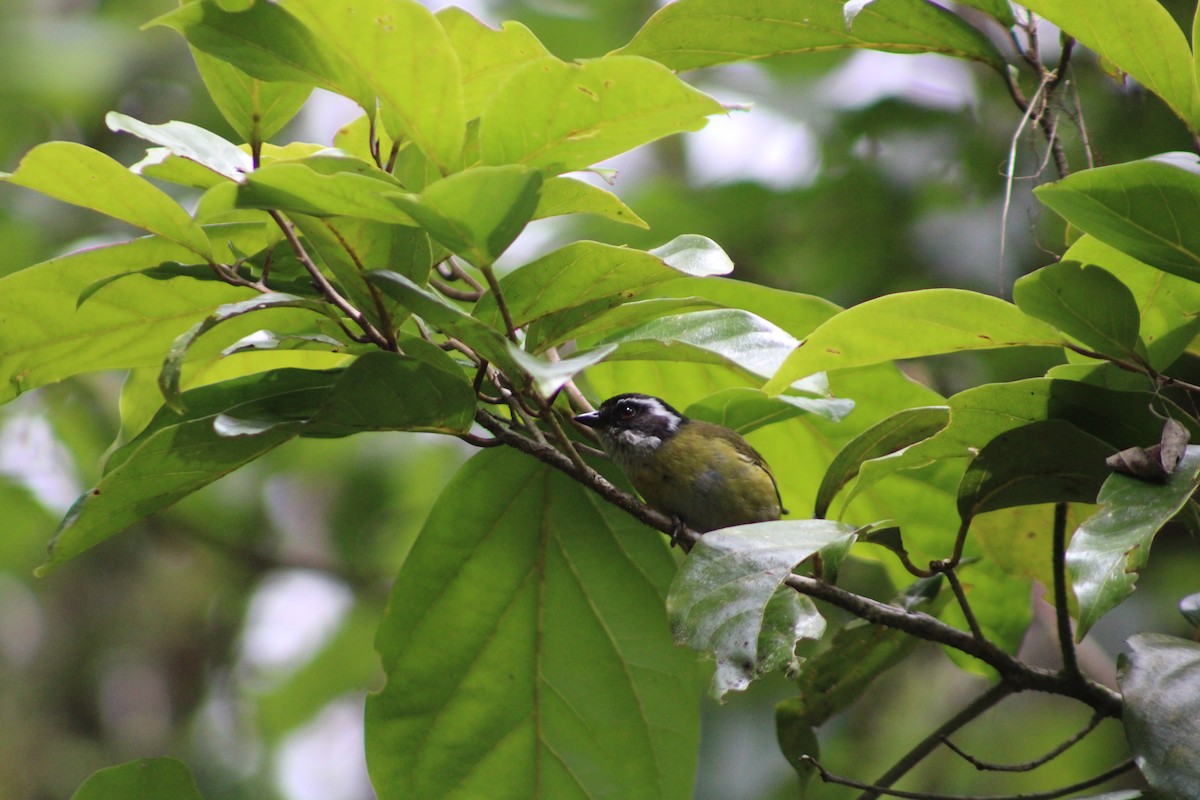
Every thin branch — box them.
[942,712,1103,772]
[431,277,483,302]
[479,263,519,342]
[1066,343,1200,395]
[942,567,986,642]
[1052,502,1080,678]
[856,682,1014,800]
[810,755,1134,800]
[784,573,1123,718]
[267,210,393,350]
[446,257,486,293]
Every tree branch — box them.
[1052,502,1080,677]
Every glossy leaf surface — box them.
[1068,446,1200,638]
[1036,154,1200,282]
[1013,261,1142,359]
[1119,633,1200,800]
[668,520,857,698]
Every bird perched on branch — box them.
[574,393,785,535]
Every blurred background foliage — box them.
[0,1,1197,798]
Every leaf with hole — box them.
[668,520,857,698]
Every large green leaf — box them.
[435,6,551,120]
[668,520,857,698]
[188,47,311,144]
[1119,633,1200,800]
[764,289,1065,394]
[39,369,329,573]
[43,350,473,573]
[685,385,855,431]
[1063,235,1200,370]
[365,448,700,800]
[477,240,706,334]
[285,0,465,174]
[0,224,280,403]
[148,0,373,109]
[600,308,801,382]
[1068,446,1200,638]
[1,142,213,260]
[68,758,204,800]
[237,160,414,223]
[615,0,1004,72]
[1013,261,1143,360]
[390,165,542,266]
[956,420,1114,522]
[1035,154,1200,282]
[479,55,724,173]
[1021,0,1200,130]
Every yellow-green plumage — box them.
[574,394,784,533]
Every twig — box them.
[856,682,1013,800]
[1052,502,1080,677]
[267,210,393,350]
[479,263,519,343]
[942,712,1103,772]
[941,567,986,642]
[810,755,1133,800]
[431,277,483,302]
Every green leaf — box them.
[648,277,841,341]
[296,348,475,436]
[534,176,649,228]
[853,378,1186,510]
[668,520,858,698]
[237,160,414,223]
[106,111,251,181]
[147,0,373,110]
[367,270,520,377]
[68,758,204,800]
[1,142,213,259]
[476,239,709,336]
[39,369,333,574]
[1119,633,1200,800]
[1035,154,1200,282]
[506,343,617,398]
[530,296,722,351]
[615,0,1005,72]
[1013,261,1143,359]
[435,6,551,120]
[954,0,1015,27]
[685,385,855,433]
[159,293,344,411]
[1063,235,1200,370]
[391,165,542,266]
[1068,446,1200,639]
[365,448,700,800]
[284,0,465,174]
[222,330,346,355]
[956,419,1114,522]
[765,289,1066,394]
[1021,0,1200,129]
[0,224,278,403]
[815,406,950,518]
[189,47,311,144]
[649,234,734,277]
[601,308,802,382]
[479,55,724,173]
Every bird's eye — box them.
[618,403,636,419]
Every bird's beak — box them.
[573,411,602,428]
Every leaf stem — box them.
[268,210,393,350]
[1052,501,1080,677]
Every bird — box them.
[573,393,785,535]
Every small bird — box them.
[574,393,785,534]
